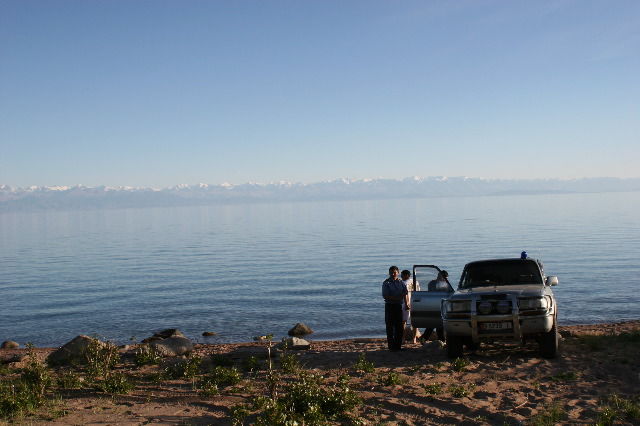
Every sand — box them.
[1,320,639,425]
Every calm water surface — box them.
[2,192,639,346]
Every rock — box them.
[150,337,193,357]
[1,340,19,349]
[47,335,104,366]
[278,337,311,351]
[202,331,217,337]
[1,354,24,364]
[142,329,185,343]
[288,323,314,337]
[254,335,273,342]
[229,345,275,360]
[422,340,445,351]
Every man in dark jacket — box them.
[382,265,409,351]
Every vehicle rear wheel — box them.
[539,322,559,359]
[446,335,464,358]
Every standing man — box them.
[382,266,409,351]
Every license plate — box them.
[480,322,513,330]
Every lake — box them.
[1,191,639,347]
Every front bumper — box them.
[443,295,555,343]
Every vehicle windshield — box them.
[459,260,543,289]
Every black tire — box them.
[446,335,464,358]
[539,322,559,359]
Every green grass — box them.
[596,394,640,426]
[97,372,133,394]
[448,384,468,398]
[84,340,120,380]
[279,353,300,373]
[200,366,242,392]
[242,356,260,372]
[253,373,361,425]
[450,357,470,372]
[163,355,202,379]
[421,383,443,395]
[528,402,567,426]
[377,371,404,386]
[134,345,162,367]
[55,370,84,389]
[0,345,54,419]
[353,353,375,374]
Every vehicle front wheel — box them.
[539,322,559,359]
[446,335,464,358]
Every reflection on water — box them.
[1,191,639,346]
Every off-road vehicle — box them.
[410,258,559,358]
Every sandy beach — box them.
[1,320,639,425]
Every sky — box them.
[1,0,639,188]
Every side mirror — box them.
[546,276,558,286]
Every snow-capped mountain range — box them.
[1,177,639,211]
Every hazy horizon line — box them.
[3,175,640,191]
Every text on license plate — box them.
[480,322,513,330]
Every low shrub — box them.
[206,366,242,388]
[134,345,162,367]
[230,404,250,426]
[353,353,375,374]
[56,370,84,389]
[242,356,260,372]
[377,371,404,386]
[528,402,567,426]
[85,340,119,380]
[448,384,468,398]
[164,356,202,379]
[254,373,361,424]
[422,383,443,395]
[597,394,640,426]
[450,357,470,372]
[279,353,300,373]
[0,345,53,419]
[98,372,133,394]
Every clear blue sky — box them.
[1,0,639,187]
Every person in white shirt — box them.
[401,269,421,344]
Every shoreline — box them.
[6,318,640,350]
[1,320,639,424]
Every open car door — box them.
[410,265,454,330]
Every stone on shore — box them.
[278,337,311,350]
[47,335,105,366]
[1,340,19,349]
[150,336,193,357]
[288,323,314,337]
[229,345,275,360]
[142,329,185,343]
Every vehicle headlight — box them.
[477,301,492,315]
[496,300,512,314]
[446,300,471,313]
[519,297,548,310]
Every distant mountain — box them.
[1,177,639,211]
